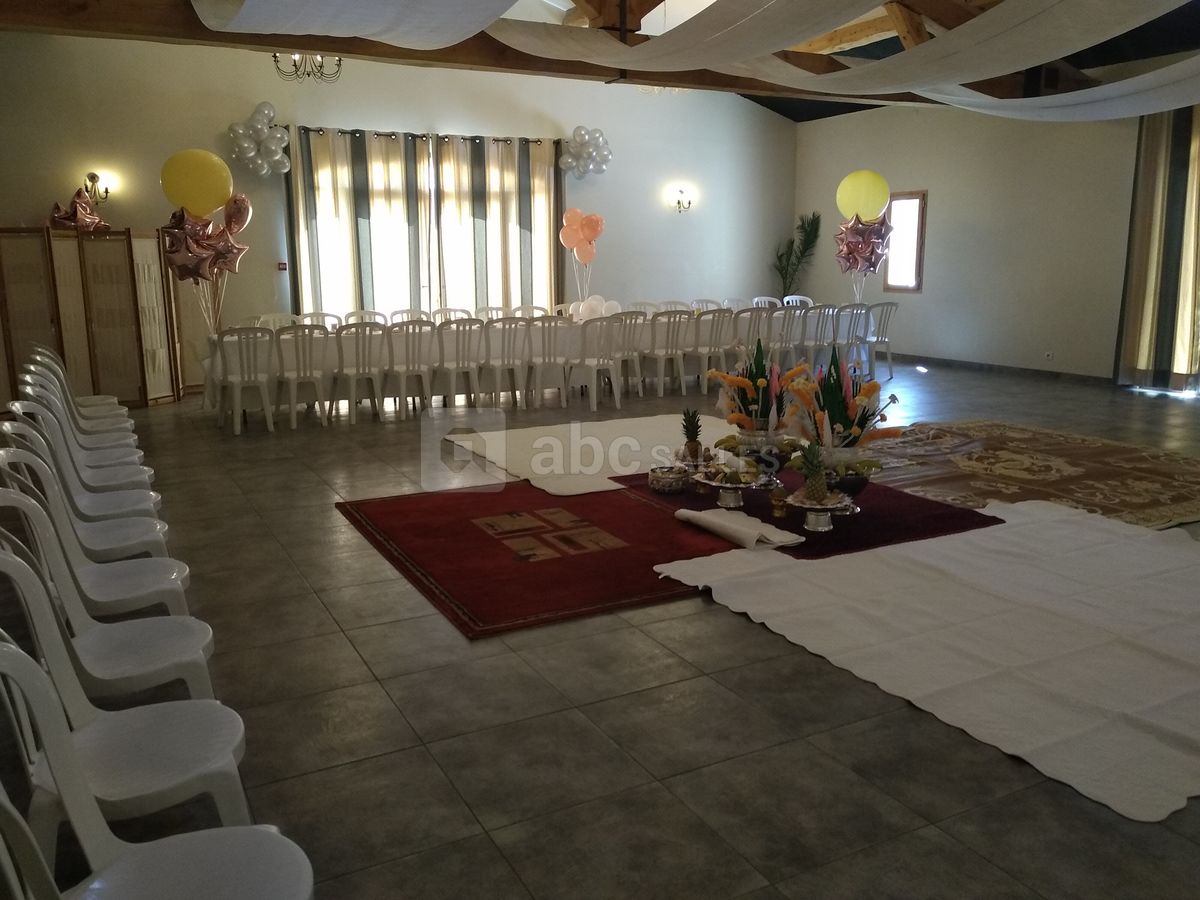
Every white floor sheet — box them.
[656,500,1200,822]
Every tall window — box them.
[289,127,560,318]
[884,191,927,293]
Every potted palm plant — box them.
[772,211,821,297]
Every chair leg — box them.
[610,367,622,410]
[209,771,253,826]
[314,380,328,425]
[289,381,299,430]
[467,370,480,407]
[656,358,666,398]
[448,370,458,408]
[27,787,62,872]
[371,377,382,420]
[676,354,687,396]
[231,384,243,436]
[347,379,358,425]
[886,343,893,379]
[559,365,568,408]
[216,386,227,430]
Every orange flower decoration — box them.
[726,412,755,430]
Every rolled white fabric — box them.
[675,508,804,549]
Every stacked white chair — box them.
[752,296,781,308]
[0,347,314,895]
[782,295,814,307]
[331,323,386,425]
[29,343,125,413]
[344,309,388,325]
[527,317,571,408]
[433,319,483,407]
[383,321,435,419]
[480,317,530,409]
[14,385,140,465]
[641,311,691,398]
[566,317,622,412]
[275,324,332,429]
[514,305,549,318]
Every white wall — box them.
[0,32,797,378]
[792,105,1139,378]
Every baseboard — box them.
[890,353,1112,386]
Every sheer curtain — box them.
[290,128,558,317]
[1117,106,1200,390]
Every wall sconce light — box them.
[82,172,110,206]
[672,189,693,213]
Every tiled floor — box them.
[16,361,1200,897]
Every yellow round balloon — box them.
[836,169,890,220]
[160,149,234,217]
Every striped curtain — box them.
[290,128,559,317]
[1117,106,1200,390]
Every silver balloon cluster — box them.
[228,102,291,178]
[558,125,612,180]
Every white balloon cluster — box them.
[558,125,612,181]
[569,296,621,321]
[228,102,291,178]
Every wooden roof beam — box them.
[883,2,931,49]
[789,14,897,54]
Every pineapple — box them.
[800,441,828,503]
[681,408,702,462]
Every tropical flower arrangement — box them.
[708,339,809,434]
[783,344,901,450]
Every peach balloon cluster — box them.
[558,208,605,265]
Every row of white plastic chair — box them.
[244,306,551,331]
[0,345,313,898]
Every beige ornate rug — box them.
[873,420,1200,530]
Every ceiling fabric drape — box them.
[190,0,514,50]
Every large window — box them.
[290,127,560,317]
[884,190,927,293]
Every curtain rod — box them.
[298,126,543,144]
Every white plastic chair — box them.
[0,519,211,704]
[382,321,434,419]
[14,384,140,462]
[20,367,134,437]
[723,297,751,310]
[216,327,276,436]
[476,306,508,321]
[610,311,646,398]
[433,319,483,407]
[868,301,898,380]
[567,317,621,412]
[256,313,299,330]
[658,301,691,312]
[691,299,721,312]
[836,303,871,374]
[641,311,691,397]
[275,324,332,429]
[686,309,734,392]
[0,449,166,562]
[343,309,388,325]
[8,403,152,493]
[770,306,805,369]
[431,307,471,325]
[783,295,814,307]
[29,344,125,415]
[481,318,530,408]
[626,302,657,315]
[527,317,571,409]
[0,421,159,523]
[0,637,310,899]
[514,305,548,318]
[752,296,781,308]
[803,304,838,371]
[551,304,572,318]
[331,323,386,425]
[297,311,342,329]
[733,308,772,354]
[389,309,425,323]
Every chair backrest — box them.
[691,299,721,312]
[733,308,771,349]
[609,312,645,359]
[650,311,691,355]
[869,301,898,340]
[551,304,572,318]
[839,303,870,343]
[431,307,470,325]
[389,309,426,323]
[216,327,275,382]
[0,420,90,517]
[752,296,781,308]
[9,399,108,481]
[723,297,751,310]
[437,319,484,367]
[577,316,615,364]
[695,309,734,352]
[386,321,435,372]
[771,306,804,349]
[335,322,386,375]
[514,305,548,318]
[17,377,95,441]
[0,774,60,900]
[805,304,838,346]
[344,309,388,325]
[483,318,530,366]
[276,324,330,378]
[626,302,657,314]
[528,317,571,364]
[298,312,342,329]
[477,306,508,321]
[256,313,299,330]
[783,295,814,307]
[658,301,691,312]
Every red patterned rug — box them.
[336,481,732,638]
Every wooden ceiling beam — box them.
[589,0,662,33]
[883,2,931,49]
[789,14,897,54]
[899,0,978,30]
[774,50,850,75]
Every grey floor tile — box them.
[347,614,509,679]
[316,834,531,900]
[500,612,631,651]
[518,628,699,704]
[186,559,311,611]
[240,682,419,787]
[246,486,347,512]
[941,782,1200,900]
[428,710,651,829]
[383,654,570,742]
[249,748,481,881]
[204,591,339,654]
[617,595,713,626]
[493,783,766,900]
[666,740,926,882]
[809,707,1045,822]
[294,548,403,592]
[582,676,797,778]
[640,607,799,673]
[734,888,787,899]
[210,632,374,710]
[777,826,1038,899]
[318,579,435,630]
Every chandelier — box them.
[637,85,690,96]
[272,52,343,83]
